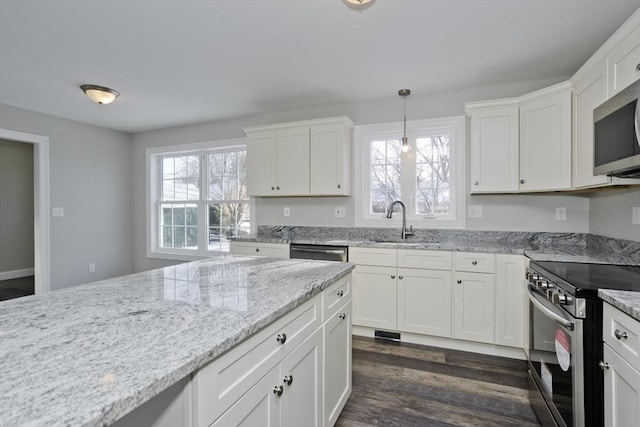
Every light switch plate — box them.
[633,207,640,225]
[555,207,566,221]
[335,207,346,218]
[283,207,290,217]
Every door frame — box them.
[0,128,50,294]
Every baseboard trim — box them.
[0,268,35,281]
[352,325,527,360]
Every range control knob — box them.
[550,290,571,305]
[536,279,553,290]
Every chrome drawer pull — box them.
[614,329,629,340]
[472,260,478,265]
[276,333,287,344]
[283,375,293,386]
[337,290,344,297]
[599,361,610,370]
[339,313,346,320]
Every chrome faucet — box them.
[386,200,414,239]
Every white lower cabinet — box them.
[352,265,397,330]
[324,302,352,426]
[350,247,526,352]
[452,271,494,344]
[397,268,452,337]
[603,303,640,427]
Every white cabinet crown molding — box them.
[464,97,519,117]
[517,80,573,104]
[242,116,354,134]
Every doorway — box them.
[0,128,50,294]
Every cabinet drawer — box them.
[397,249,452,270]
[454,252,495,273]
[230,241,289,258]
[323,275,351,321]
[192,295,320,427]
[604,303,640,371]
[348,247,397,267]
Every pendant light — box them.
[399,89,411,153]
[80,84,120,105]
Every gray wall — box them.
[0,139,34,275]
[132,76,594,273]
[0,103,134,290]
[589,187,640,242]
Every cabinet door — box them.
[397,268,452,338]
[352,265,397,330]
[519,87,572,191]
[604,344,640,427]
[276,127,309,196]
[211,365,281,427]
[324,302,352,427]
[246,130,277,196]
[453,272,495,344]
[469,103,519,193]
[310,123,351,195]
[494,255,525,348]
[573,60,611,189]
[281,327,323,427]
[607,24,640,97]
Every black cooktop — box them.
[532,261,640,294]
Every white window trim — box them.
[146,138,254,261]
[354,116,466,229]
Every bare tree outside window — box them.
[416,135,450,216]
[370,138,402,214]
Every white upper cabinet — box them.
[519,82,572,192]
[244,117,353,197]
[607,21,640,98]
[572,59,612,189]
[467,99,519,193]
[466,82,571,193]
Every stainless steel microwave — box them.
[594,79,640,177]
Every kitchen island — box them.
[0,255,353,427]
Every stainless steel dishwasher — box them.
[289,243,348,262]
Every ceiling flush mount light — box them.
[399,89,411,153]
[345,0,372,4]
[80,84,119,105]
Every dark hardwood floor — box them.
[337,336,541,426]
[0,275,35,301]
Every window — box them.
[148,139,252,259]
[355,117,465,228]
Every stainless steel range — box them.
[526,261,640,427]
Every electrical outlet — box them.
[335,207,346,218]
[555,207,567,221]
[468,205,483,218]
[52,207,64,217]
[283,207,290,217]
[89,263,96,273]
[633,207,640,225]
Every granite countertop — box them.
[599,289,640,322]
[0,255,354,427]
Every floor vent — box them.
[374,330,401,341]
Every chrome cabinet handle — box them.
[457,279,462,284]
[599,361,610,370]
[337,184,342,189]
[398,275,403,279]
[473,181,479,186]
[276,186,280,190]
[283,375,293,386]
[615,329,629,340]
[520,179,525,184]
[391,274,396,279]
[271,186,275,190]
[273,385,284,396]
[255,248,260,252]
[472,260,478,265]
[276,333,287,344]
[337,290,344,297]
[339,313,346,320]
[636,63,640,71]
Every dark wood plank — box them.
[336,336,540,427]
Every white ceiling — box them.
[1,0,639,133]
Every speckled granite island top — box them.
[0,255,353,427]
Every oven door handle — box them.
[528,289,574,330]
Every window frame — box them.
[354,117,466,228]
[147,138,254,261]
